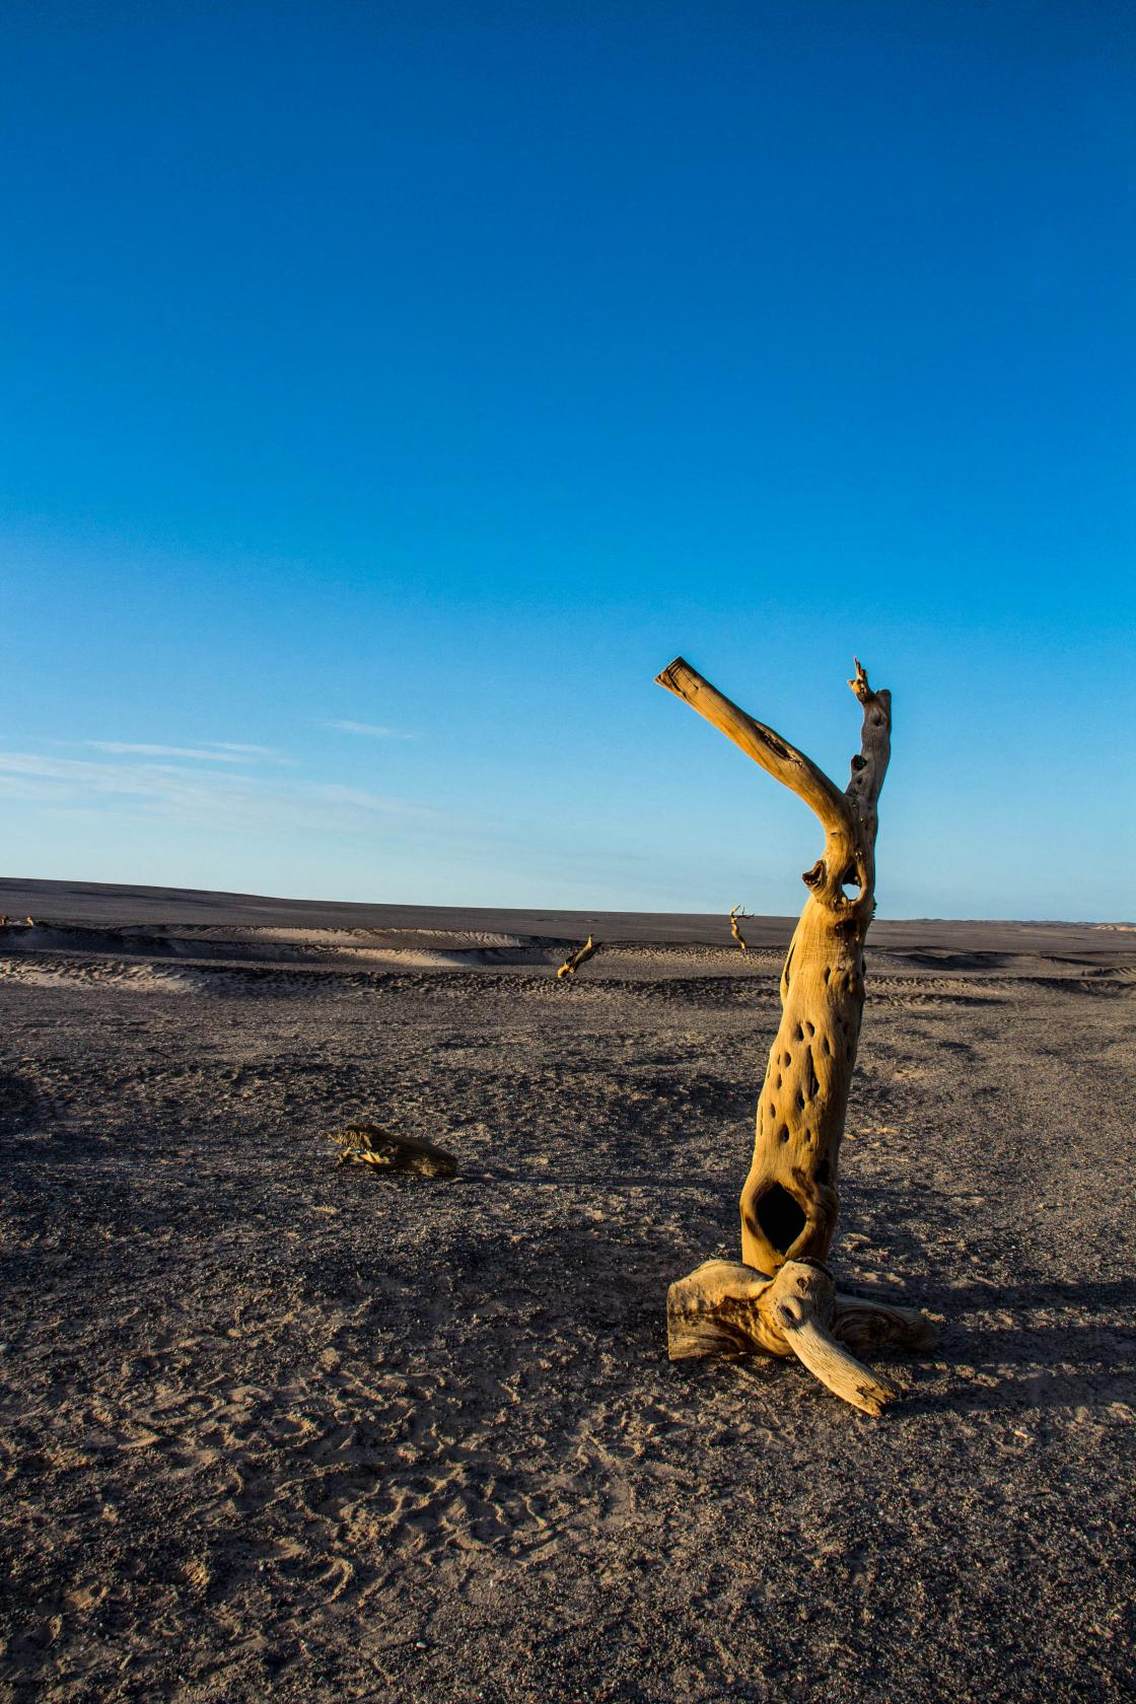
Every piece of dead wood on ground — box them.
[328,1125,457,1178]
[556,936,599,980]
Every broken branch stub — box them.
[657,655,934,1412]
[557,936,599,980]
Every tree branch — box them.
[656,657,852,839]
[845,658,892,830]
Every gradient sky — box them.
[2,1,1133,918]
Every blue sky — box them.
[2,1,1133,918]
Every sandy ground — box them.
[1,882,1134,1702]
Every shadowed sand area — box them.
[1,879,1134,1701]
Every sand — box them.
[1,879,1134,1702]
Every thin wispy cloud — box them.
[0,750,433,832]
[84,741,252,762]
[207,742,280,757]
[323,720,416,740]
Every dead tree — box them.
[728,904,749,953]
[655,656,935,1412]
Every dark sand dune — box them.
[3,875,1133,959]
[1,880,1134,1701]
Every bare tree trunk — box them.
[656,657,935,1412]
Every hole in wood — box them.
[839,864,864,904]
[754,1184,807,1253]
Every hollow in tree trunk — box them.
[655,657,936,1413]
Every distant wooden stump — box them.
[556,936,599,979]
[328,1125,457,1178]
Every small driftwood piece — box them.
[656,656,935,1412]
[728,904,749,953]
[329,1125,456,1178]
[556,935,599,980]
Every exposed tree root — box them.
[667,1259,935,1416]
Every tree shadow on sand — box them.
[902,1274,1136,1417]
[334,1165,1136,1424]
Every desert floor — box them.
[1,880,1134,1702]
